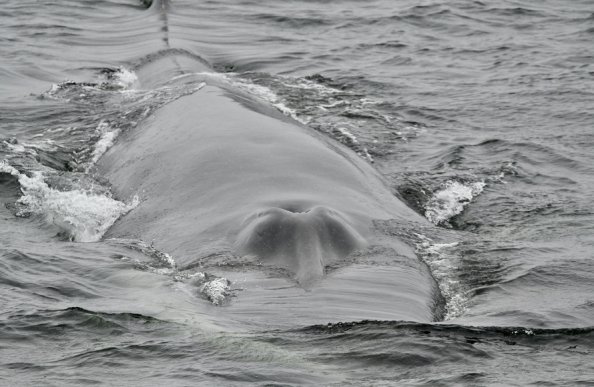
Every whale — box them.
[95,52,443,324]
[96,2,442,325]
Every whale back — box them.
[98,84,425,263]
[97,71,440,322]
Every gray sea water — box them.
[1,0,593,385]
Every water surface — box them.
[1,0,593,385]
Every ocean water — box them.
[1,0,593,385]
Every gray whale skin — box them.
[97,56,441,323]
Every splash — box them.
[1,160,137,242]
[196,276,231,306]
[44,67,139,101]
[174,272,232,306]
[425,180,485,225]
[109,237,232,306]
[88,120,120,168]
[414,233,467,320]
[110,67,138,89]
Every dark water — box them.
[1,0,594,385]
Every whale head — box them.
[236,205,367,288]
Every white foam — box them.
[282,77,342,96]
[107,237,231,307]
[425,180,485,225]
[414,233,466,320]
[173,271,231,306]
[88,120,120,169]
[231,77,304,123]
[337,127,359,144]
[174,271,206,282]
[2,140,26,153]
[2,160,137,242]
[491,161,517,184]
[320,100,346,109]
[112,238,178,272]
[112,67,138,89]
[0,160,20,176]
[272,102,303,123]
[198,277,230,306]
[335,127,374,162]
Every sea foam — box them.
[425,180,485,225]
[1,160,137,242]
